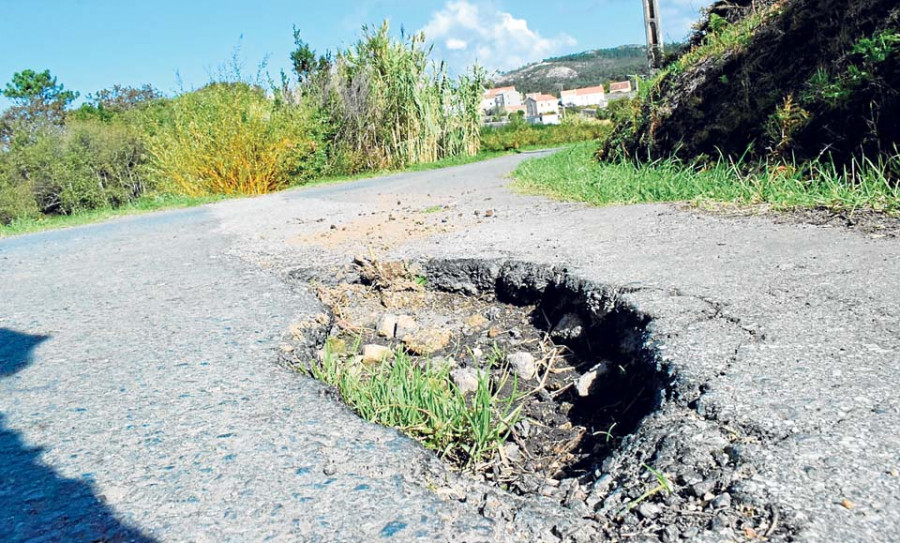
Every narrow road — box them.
[1,153,898,542]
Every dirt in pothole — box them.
[280,257,790,542]
[299,257,657,498]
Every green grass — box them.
[514,142,900,212]
[0,193,232,238]
[308,346,521,467]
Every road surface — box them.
[1,153,898,542]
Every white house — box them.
[560,85,607,108]
[525,94,560,124]
[608,80,633,94]
[482,86,523,114]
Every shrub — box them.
[144,82,326,196]
[0,119,149,222]
[480,115,612,152]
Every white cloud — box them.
[660,0,706,41]
[422,1,577,73]
[446,38,468,50]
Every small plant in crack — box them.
[307,344,522,468]
[619,463,673,517]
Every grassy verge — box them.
[309,344,521,467]
[0,193,233,238]
[514,142,900,212]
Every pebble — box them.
[450,368,482,394]
[507,352,537,380]
[504,443,523,463]
[711,493,732,509]
[395,315,418,337]
[362,344,393,363]
[376,314,398,338]
[552,313,584,340]
[402,328,452,355]
[574,362,610,397]
[637,502,660,519]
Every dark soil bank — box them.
[602,0,900,168]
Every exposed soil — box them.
[296,256,661,495]
[279,257,788,542]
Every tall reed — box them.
[314,22,484,173]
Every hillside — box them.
[493,45,653,94]
[601,0,900,171]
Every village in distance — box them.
[482,79,635,126]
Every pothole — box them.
[282,257,666,499]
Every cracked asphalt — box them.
[1,152,898,542]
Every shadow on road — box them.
[0,328,157,542]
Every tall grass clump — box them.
[144,82,325,196]
[309,346,521,466]
[305,22,484,173]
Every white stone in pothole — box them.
[507,352,537,380]
[376,314,398,338]
[575,362,611,397]
[362,344,393,363]
[395,315,418,337]
[450,367,483,394]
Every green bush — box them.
[303,22,484,174]
[0,119,149,222]
[480,115,612,152]
[144,82,327,196]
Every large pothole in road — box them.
[282,257,666,502]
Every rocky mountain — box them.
[492,45,655,94]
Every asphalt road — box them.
[1,153,898,542]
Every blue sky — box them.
[1,0,707,105]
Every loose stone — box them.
[450,367,482,394]
[507,351,537,380]
[376,314,398,338]
[362,344,393,363]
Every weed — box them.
[619,464,672,516]
[766,94,810,153]
[308,345,522,467]
[852,29,900,64]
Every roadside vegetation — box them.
[480,115,612,152]
[516,142,900,212]
[1,23,507,235]
[516,0,900,215]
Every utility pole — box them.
[642,0,664,70]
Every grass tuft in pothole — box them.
[307,343,523,467]
[286,257,665,502]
